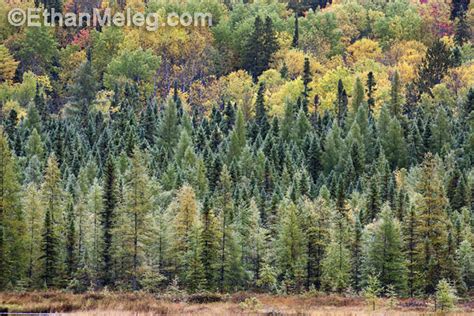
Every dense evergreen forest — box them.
[0,0,473,300]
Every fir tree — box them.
[276,199,306,292]
[302,57,312,113]
[415,40,453,98]
[0,128,25,288]
[40,154,63,288]
[254,82,270,139]
[292,12,299,48]
[101,157,117,287]
[363,204,407,294]
[366,72,376,114]
[390,71,402,119]
[414,154,451,294]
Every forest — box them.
[0,0,473,312]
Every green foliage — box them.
[0,0,472,298]
[104,48,160,90]
[435,279,457,311]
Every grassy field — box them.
[1,291,474,315]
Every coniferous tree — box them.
[276,198,306,292]
[101,157,117,287]
[402,205,417,297]
[301,58,312,113]
[366,72,376,114]
[414,154,451,294]
[121,148,153,290]
[390,71,402,119]
[172,185,202,289]
[242,16,279,79]
[322,196,351,293]
[0,128,25,288]
[352,215,363,292]
[200,198,220,290]
[351,77,365,114]
[457,239,474,289]
[454,13,470,46]
[217,165,242,292]
[292,12,299,48]
[23,183,43,285]
[254,82,270,139]
[40,154,64,288]
[362,204,407,294]
[65,202,77,281]
[336,79,348,127]
[415,40,453,98]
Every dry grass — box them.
[1,291,473,315]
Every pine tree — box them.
[351,215,363,292]
[363,204,407,294]
[457,239,474,289]
[171,185,200,284]
[363,274,382,311]
[65,202,77,281]
[87,179,103,281]
[217,165,242,292]
[158,100,179,160]
[185,224,205,292]
[366,72,376,114]
[101,157,117,287]
[351,77,365,114]
[228,109,246,162]
[292,12,299,48]
[122,148,153,290]
[322,203,351,293]
[23,183,43,285]
[336,79,348,127]
[414,154,451,294]
[450,0,469,20]
[0,128,25,288]
[402,205,417,297]
[415,40,453,98]
[254,82,270,139]
[242,16,279,79]
[200,199,220,290]
[390,71,402,119]
[40,154,64,288]
[454,13,470,46]
[435,279,457,311]
[34,83,48,121]
[301,58,312,114]
[276,198,306,292]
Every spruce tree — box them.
[336,79,348,127]
[363,204,407,294]
[217,165,242,292]
[415,40,453,98]
[40,154,64,288]
[276,199,306,292]
[200,198,220,290]
[122,148,153,290]
[254,82,270,139]
[302,58,312,114]
[390,71,401,119]
[292,12,299,48]
[0,128,25,288]
[351,77,365,114]
[65,202,77,281]
[367,72,376,114]
[101,157,117,287]
[414,154,451,294]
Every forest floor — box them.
[1,291,473,315]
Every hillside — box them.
[0,0,473,313]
